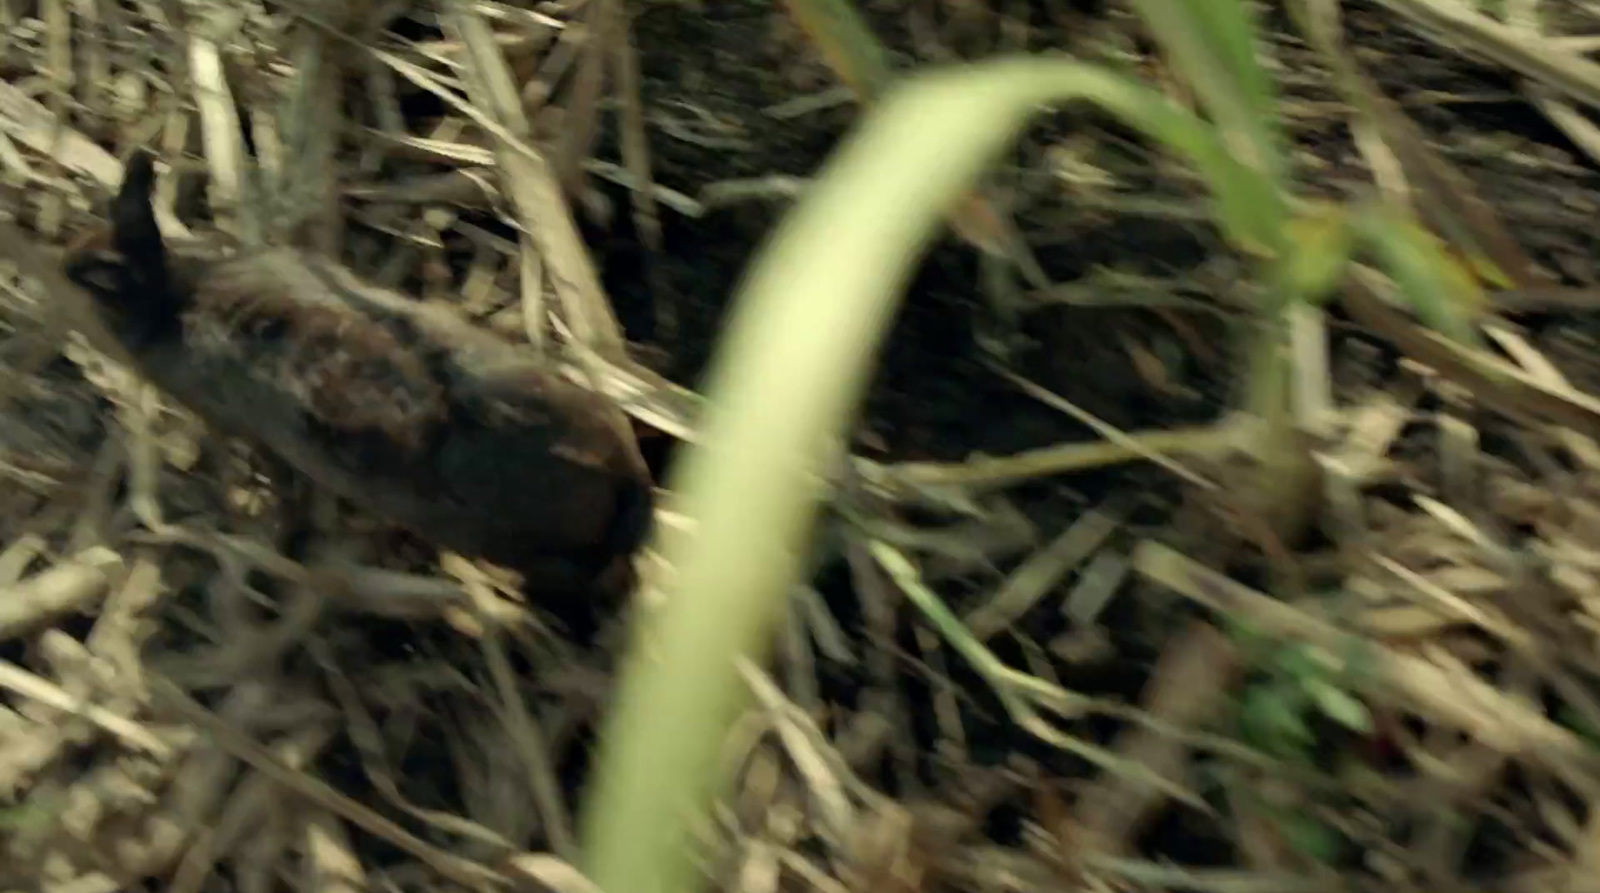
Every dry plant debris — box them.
[5,1,1600,893]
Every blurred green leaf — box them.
[1557,704,1600,749]
[580,57,1291,893]
[1274,203,1355,309]
[1125,0,1286,187]
[778,0,894,99]
[1271,643,1323,680]
[1354,206,1487,346]
[1307,678,1374,734]
[1460,245,1516,291]
[1288,0,1536,292]
[1241,684,1313,755]
[1280,811,1344,863]
[0,800,53,832]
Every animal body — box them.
[63,150,655,607]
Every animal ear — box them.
[109,149,165,267]
[63,249,129,299]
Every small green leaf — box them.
[1276,204,1354,308]
[1354,207,1486,345]
[1462,248,1514,290]
[1307,678,1373,733]
[1556,704,1600,748]
[1280,811,1343,863]
[1271,643,1322,680]
[0,800,54,832]
[1240,684,1314,755]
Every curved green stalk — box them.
[576,56,1280,893]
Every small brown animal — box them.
[64,149,655,609]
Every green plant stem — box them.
[576,56,1276,893]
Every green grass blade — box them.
[778,0,895,100]
[1124,0,1287,184]
[577,55,1284,893]
[1352,204,1487,345]
[1265,202,1355,312]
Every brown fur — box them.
[60,169,655,620]
[180,255,448,453]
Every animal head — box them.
[62,149,181,345]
